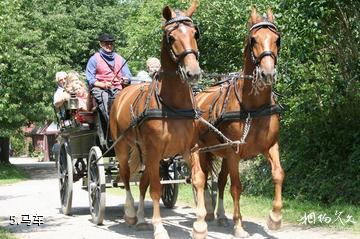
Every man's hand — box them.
[122,77,130,85]
[94,81,112,89]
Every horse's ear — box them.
[267,8,274,22]
[185,0,199,17]
[163,6,174,21]
[251,7,257,24]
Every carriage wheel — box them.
[88,146,106,225]
[160,159,179,209]
[58,143,73,215]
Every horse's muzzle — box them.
[260,69,276,85]
[179,63,202,85]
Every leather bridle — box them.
[164,15,200,66]
[248,21,281,66]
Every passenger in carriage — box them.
[65,71,80,92]
[71,80,89,111]
[85,33,132,122]
[53,71,70,109]
[131,57,161,84]
[65,71,89,111]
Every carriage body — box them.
[54,101,188,224]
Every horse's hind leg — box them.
[227,155,249,238]
[190,151,208,239]
[147,149,170,239]
[115,142,137,225]
[216,158,229,227]
[136,169,152,230]
[264,142,284,230]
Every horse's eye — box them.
[250,37,256,46]
[194,26,200,40]
[276,37,281,48]
[167,35,175,44]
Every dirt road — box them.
[0,158,359,239]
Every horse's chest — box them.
[142,120,196,144]
[224,118,278,155]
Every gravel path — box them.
[0,158,359,239]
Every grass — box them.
[108,183,360,233]
[0,164,29,185]
[0,226,17,239]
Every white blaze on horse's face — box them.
[167,22,201,84]
[251,27,280,84]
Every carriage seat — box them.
[76,110,97,124]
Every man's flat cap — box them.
[98,33,116,42]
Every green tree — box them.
[0,0,136,163]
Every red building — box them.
[24,122,59,161]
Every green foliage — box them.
[10,131,26,156]
[0,0,133,136]
[0,226,17,239]
[0,0,359,204]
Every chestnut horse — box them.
[193,8,284,238]
[109,2,208,239]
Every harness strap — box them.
[208,86,224,123]
[249,21,278,32]
[213,104,282,127]
[220,83,232,116]
[165,16,193,26]
[131,108,201,128]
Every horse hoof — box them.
[154,231,170,239]
[205,213,215,222]
[192,221,208,239]
[267,211,282,230]
[136,222,152,231]
[217,217,229,227]
[124,214,137,225]
[233,228,249,238]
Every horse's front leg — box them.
[264,142,285,230]
[136,169,152,230]
[115,142,137,225]
[147,150,170,239]
[227,155,249,238]
[189,151,208,239]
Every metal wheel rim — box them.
[58,143,73,215]
[161,160,179,208]
[88,146,105,225]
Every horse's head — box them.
[162,1,201,85]
[246,8,281,85]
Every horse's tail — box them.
[128,145,144,176]
[200,152,221,181]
